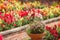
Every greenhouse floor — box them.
[3,20,60,40]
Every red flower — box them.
[50,29,58,37]
[3,14,15,24]
[53,24,57,30]
[37,9,42,13]
[46,25,58,37]
[0,16,3,19]
[31,13,35,18]
[14,24,16,26]
[53,34,58,37]
[56,5,60,8]
[19,11,28,17]
[0,34,3,40]
[31,8,35,12]
[0,11,2,15]
[45,25,52,31]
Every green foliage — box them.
[57,27,60,38]
[16,20,22,27]
[38,5,46,9]
[30,27,44,34]
[43,16,47,20]
[0,26,3,31]
[52,2,58,6]
[22,17,34,26]
[44,31,54,40]
[34,17,42,21]
[54,13,59,17]
[26,29,31,34]
[49,13,54,19]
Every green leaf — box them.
[4,26,11,30]
[16,20,22,27]
[0,26,3,32]
[49,13,54,18]
[26,29,31,34]
[44,31,54,40]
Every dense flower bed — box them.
[0,0,60,31]
[44,22,60,40]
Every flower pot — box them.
[28,33,45,40]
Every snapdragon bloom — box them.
[18,10,28,17]
[3,14,15,24]
[46,25,58,37]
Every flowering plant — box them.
[41,5,60,20]
[0,11,28,31]
[26,20,44,34]
[0,8,43,31]
[0,0,60,32]
[44,22,60,40]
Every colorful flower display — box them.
[44,22,60,40]
[0,0,60,32]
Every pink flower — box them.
[0,34,3,40]
[0,16,3,19]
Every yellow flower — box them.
[0,0,4,2]
[20,17,24,21]
[0,19,3,24]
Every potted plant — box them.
[26,20,45,40]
